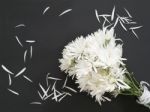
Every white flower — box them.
[74,60,93,78]
[137,81,150,109]
[59,27,129,104]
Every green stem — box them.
[119,72,143,97]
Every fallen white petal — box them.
[1,65,14,75]
[53,88,58,102]
[128,22,137,24]
[8,89,19,95]
[47,76,62,81]
[102,19,106,29]
[46,73,50,87]
[24,50,27,63]
[30,46,33,59]
[55,90,62,95]
[15,36,23,47]
[63,91,72,96]
[99,14,111,17]
[111,6,115,21]
[39,83,49,98]
[15,24,26,28]
[131,29,139,39]
[58,94,67,102]
[124,8,132,18]
[113,17,119,28]
[25,40,36,43]
[52,93,64,100]
[52,81,57,90]
[38,91,44,100]
[62,76,68,88]
[30,102,42,104]
[43,6,50,15]
[59,9,72,16]
[129,26,143,30]
[102,16,111,23]
[8,74,12,86]
[95,9,100,23]
[15,67,26,77]
[23,75,33,83]
[119,19,127,31]
[64,86,77,93]
[43,85,51,98]
[44,93,54,100]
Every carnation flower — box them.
[59,27,130,104]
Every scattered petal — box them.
[15,36,23,47]
[58,94,67,102]
[25,40,36,43]
[95,9,100,23]
[113,17,119,28]
[119,19,127,31]
[15,24,26,28]
[30,46,33,59]
[47,76,62,81]
[8,89,19,95]
[24,50,27,63]
[62,76,68,88]
[99,14,111,17]
[1,65,14,75]
[53,88,58,101]
[55,90,62,95]
[30,102,42,105]
[59,9,72,16]
[129,26,143,30]
[111,6,115,21]
[44,93,54,100]
[52,81,57,91]
[102,19,107,29]
[39,83,49,98]
[98,14,111,24]
[8,74,12,86]
[43,85,51,98]
[43,6,50,15]
[64,92,72,96]
[128,22,137,24]
[52,92,64,101]
[131,29,139,39]
[64,86,77,93]
[46,73,50,87]
[124,8,132,18]
[15,67,26,77]
[38,91,44,100]
[23,75,33,83]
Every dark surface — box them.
[0,0,150,112]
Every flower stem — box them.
[119,72,142,97]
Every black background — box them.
[0,0,150,112]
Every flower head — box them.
[59,27,130,104]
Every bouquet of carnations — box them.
[59,26,150,109]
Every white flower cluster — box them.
[59,27,130,104]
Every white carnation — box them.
[59,27,130,104]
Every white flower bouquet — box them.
[59,27,150,109]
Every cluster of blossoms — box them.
[59,27,130,104]
[59,27,150,109]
